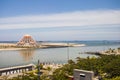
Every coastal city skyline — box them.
[0,0,120,41]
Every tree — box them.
[104,58,120,78]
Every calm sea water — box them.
[0,41,120,68]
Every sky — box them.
[0,0,120,41]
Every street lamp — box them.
[67,43,69,62]
[37,60,40,80]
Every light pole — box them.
[67,43,69,62]
[37,60,40,80]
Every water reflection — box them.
[19,49,34,62]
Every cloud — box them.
[30,29,120,41]
[0,10,120,29]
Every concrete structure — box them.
[73,69,94,80]
[0,64,35,76]
[17,34,37,47]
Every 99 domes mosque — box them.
[17,34,37,47]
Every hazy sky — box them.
[0,0,120,41]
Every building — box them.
[17,34,37,47]
[73,69,94,80]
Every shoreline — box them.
[85,47,120,55]
[0,48,27,51]
[0,42,86,51]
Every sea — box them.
[0,40,120,68]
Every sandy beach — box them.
[0,48,27,51]
[0,42,86,51]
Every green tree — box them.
[104,58,120,78]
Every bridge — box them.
[0,64,35,76]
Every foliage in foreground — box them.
[7,55,120,80]
[104,76,120,80]
[52,55,120,80]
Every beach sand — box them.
[0,48,27,51]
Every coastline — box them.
[0,48,27,51]
[0,42,86,51]
[85,47,120,55]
